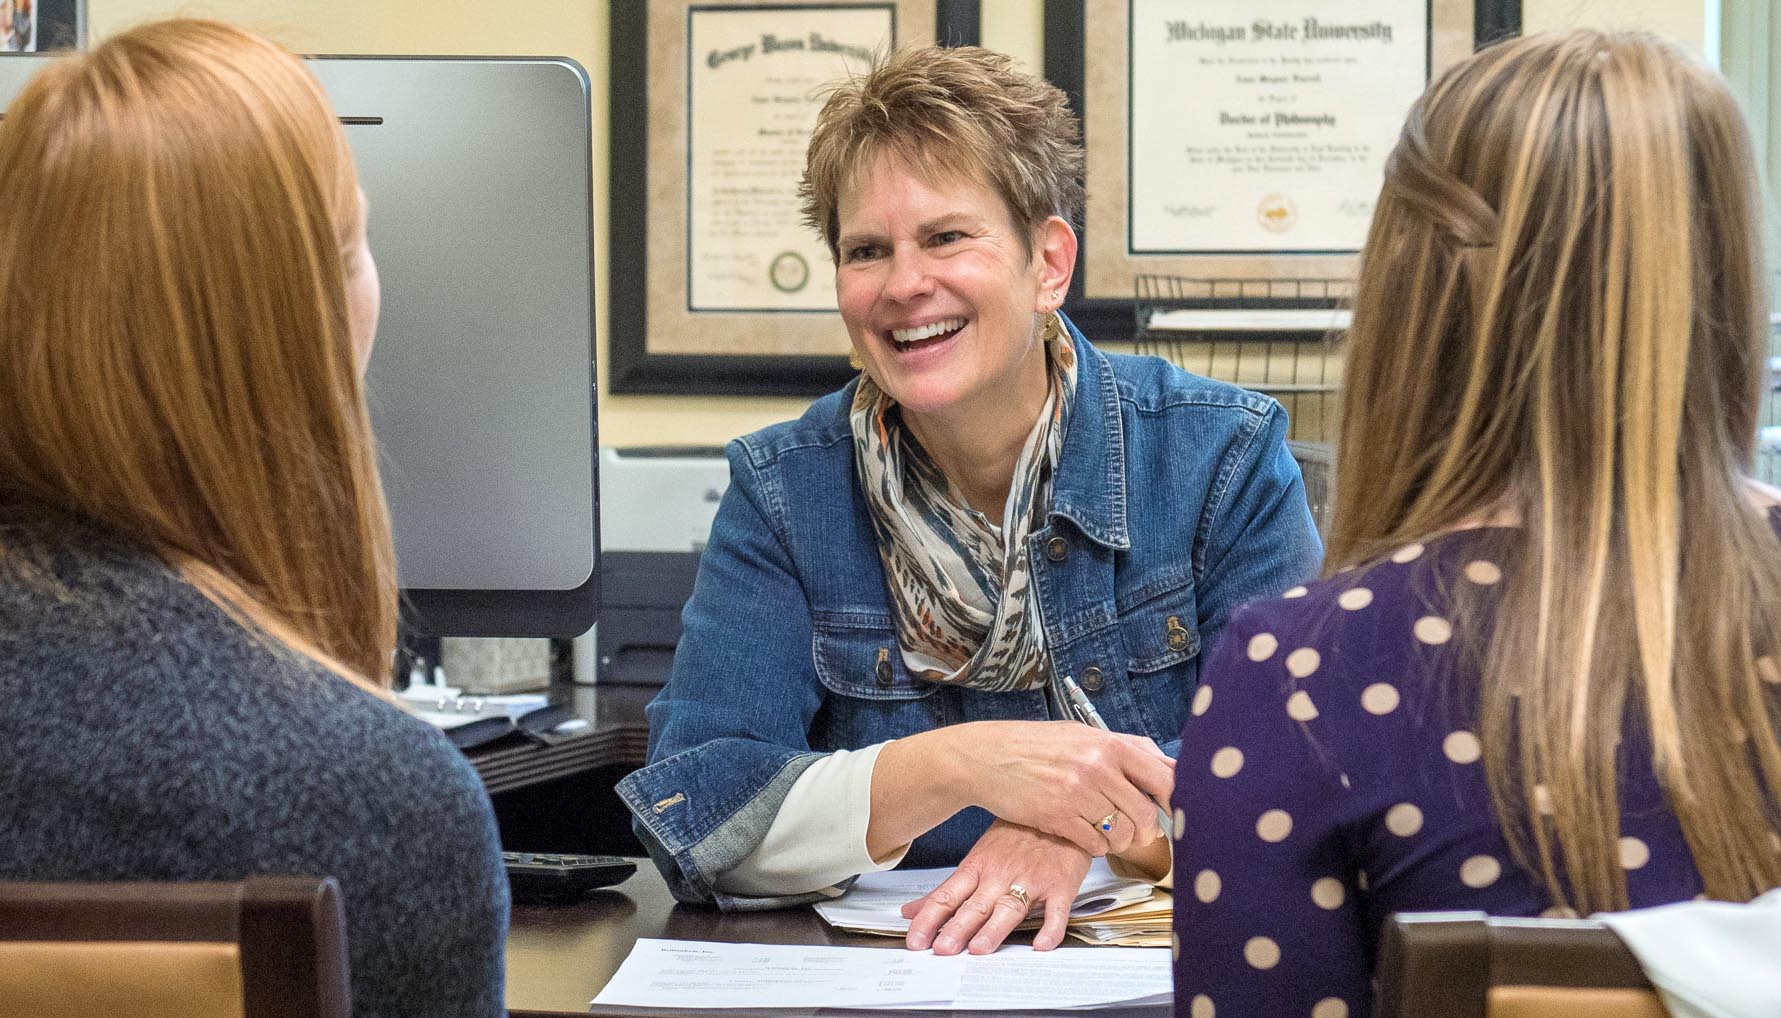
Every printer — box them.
[587,447,730,686]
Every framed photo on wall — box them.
[0,0,81,52]
[1043,0,1521,342]
[608,0,983,396]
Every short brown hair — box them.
[799,44,1084,259]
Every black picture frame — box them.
[608,0,982,396]
[0,0,81,52]
[1042,0,1521,344]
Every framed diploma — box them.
[609,1,983,395]
[1043,0,1521,342]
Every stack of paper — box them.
[592,939,1172,1013]
[813,859,1164,943]
[1146,307,1353,332]
[1064,890,1174,947]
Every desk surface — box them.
[468,683,652,796]
[506,859,1076,1017]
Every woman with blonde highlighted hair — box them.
[1170,30,1781,1016]
[0,20,506,1016]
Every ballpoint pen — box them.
[1061,674,1175,836]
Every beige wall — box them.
[85,0,1053,449]
[85,0,1709,447]
[1524,0,1711,52]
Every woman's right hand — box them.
[954,720,1175,856]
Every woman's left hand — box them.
[899,820,1090,955]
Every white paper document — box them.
[813,858,1155,935]
[1145,308,1352,333]
[591,939,1172,1011]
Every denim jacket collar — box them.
[1049,313,1131,551]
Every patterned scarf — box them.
[849,312,1078,693]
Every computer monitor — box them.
[0,53,599,638]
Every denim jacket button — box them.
[1166,615,1191,652]
[1080,666,1104,692]
[874,647,894,688]
[1044,536,1069,563]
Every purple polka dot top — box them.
[1170,513,1781,1018]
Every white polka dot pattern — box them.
[1283,585,1309,599]
[1244,936,1281,969]
[1286,690,1319,721]
[1460,855,1502,888]
[1464,560,1502,585]
[1155,522,1745,1013]
[1191,995,1215,1018]
[1413,616,1453,645]
[1385,803,1424,837]
[1286,648,1321,678]
[1247,633,1279,662]
[1211,747,1245,779]
[1172,932,1180,962]
[1194,869,1221,903]
[1173,808,1187,840]
[1256,809,1293,842]
[1443,731,1482,764]
[1361,683,1400,715]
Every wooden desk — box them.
[506,862,915,1016]
[504,860,1141,1017]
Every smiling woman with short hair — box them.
[620,43,1321,956]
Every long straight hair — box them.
[1330,30,1781,911]
[0,20,396,688]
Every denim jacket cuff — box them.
[618,749,824,909]
[713,878,857,912]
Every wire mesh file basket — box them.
[1132,276,1349,533]
[1131,275,1349,446]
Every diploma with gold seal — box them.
[1128,0,1427,255]
[687,4,892,312]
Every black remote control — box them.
[503,852,636,903]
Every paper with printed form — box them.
[591,939,1172,1011]
[813,858,1156,936]
[939,948,1171,1010]
[592,940,956,1009]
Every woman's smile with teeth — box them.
[890,318,966,347]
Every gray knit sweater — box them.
[0,506,508,1017]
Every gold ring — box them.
[1005,883,1031,911]
[1100,812,1119,833]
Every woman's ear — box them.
[1032,215,1078,313]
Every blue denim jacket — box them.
[617,321,1322,909]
